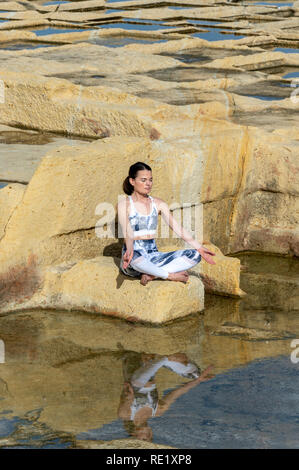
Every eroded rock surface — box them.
[0,256,205,323]
[0,0,298,321]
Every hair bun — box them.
[122,162,152,195]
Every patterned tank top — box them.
[128,195,158,238]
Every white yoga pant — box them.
[120,239,201,280]
[131,357,200,390]
[130,251,201,279]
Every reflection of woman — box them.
[118,352,214,442]
[118,162,215,286]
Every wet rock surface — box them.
[0,124,91,183]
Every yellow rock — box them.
[0,30,43,43]
[0,10,43,20]
[228,130,299,256]
[0,18,50,30]
[0,183,26,240]
[194,243,245,298]
[0,136,205,271]
[0,256,205,323]
[0,68,228,139]
[200,126,299,257]
[204,51,287,71]
[41,0,105,13]
[0,1,26,11]
[161,242,244,298]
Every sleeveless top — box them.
[128,195,158,238]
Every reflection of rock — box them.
[238,254,299,313]
[0,355,124,434]
[0,351,198,435]
[0,411,75,449]
[209,322,296,341]
[76,438,174,449]
[200,293,299,375]
[0,276,297,438]
[0,309,204,362]
[0,377,10,398]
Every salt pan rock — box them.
[0,256,205,324]
[0,183,26,240]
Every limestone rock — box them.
[0,256,205,324]
[0,183,26,240]
[0,2,27,12]
[161,242,244,298]
[201,126,299,256]
[227,130,299,256]
[202,50,288,71]
[39,0,105,13]
[0,135,205,271]
[0,30,44,44]
[0,124,89,184]
[0,10,43,20]
[0,67,228,141]
[0,18,50,30]
[192,243,245,298]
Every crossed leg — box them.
[130,250,201,286]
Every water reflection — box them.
[118,352,214,441]
[0,254,297,447]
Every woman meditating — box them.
[118,162,216,286]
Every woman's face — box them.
[129,170,153,196]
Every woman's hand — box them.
[189,365,215,384]
[123,382,134,398]
[197,246,216,265]
[123,249,133,270]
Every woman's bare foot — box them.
[168,271,189,283]
[140,274,156,286]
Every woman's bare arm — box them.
[156,198,216,263]
[118,198,134,268]
[155,366,214,417]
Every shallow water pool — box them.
[0,254,297,448]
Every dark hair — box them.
[122,162,152,195]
